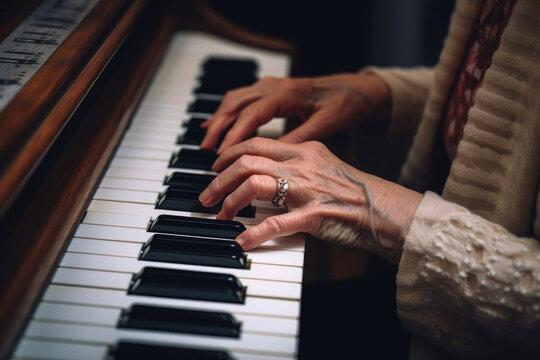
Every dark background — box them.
[208,0,455,76]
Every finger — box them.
[200,155,285,206]
[200,88,261,149]
[236,211,309,251]
[204,87,260,128]
[278,110,336,144]
[216,174,276,220]
[199,114,236,150]
[213,137,298,173]
[217,94,299,154]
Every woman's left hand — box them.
[199,137,422,264]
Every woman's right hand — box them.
[199,72,391,154]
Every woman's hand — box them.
[199,138,422,264]
[200,72,391,154]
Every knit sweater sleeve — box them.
[397,191,540,359]
[365,67,434,137]
[363,67,434,180]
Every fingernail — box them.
[211,160,221,172]
[199,191,210,206]
[235,237,246,249]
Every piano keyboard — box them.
[13,32,304,360]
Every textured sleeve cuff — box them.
[397,192,540,358]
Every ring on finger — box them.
[272,177,288,206]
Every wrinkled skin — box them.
[200,72,391,153]
[199,138,422,264]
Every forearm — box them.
[398,192,540,358]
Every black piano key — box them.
[203,56,258,69]
[163,172,215,191]
[147,215,246,239]
[188,99,221,114]
[155,188,256,218]
[177,126,206,145]
[194,76,257,96]
[183,116,206,128]
[202,57,258,74]
[117,304,241,337]
[128,267,246,304]
[109,341,235,360]
[139,233,248,269]
[169,148,218,170]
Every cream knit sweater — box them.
[372,0,540,358]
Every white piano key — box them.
[99,177,166,193]
[115,147,173,162]
[35,302,120,326]
[119,137,180,152]
[68,238,141,257]
[235,353,295,360]
[69,237,303,267]
[74,224,149,243]
[105,166,169,181]
[79,213,305,252]
[86,200,219,222]
[53,268,131,290]
[24,321,297,356]
[52,266,301,301]
[86,199,261,225]
[57,253,303,284]
[128,120,182,132]
[122,131,177,143]
[15,339,295,360]
[137,102,188,114]
[15,339,107,360]
[111,157,169,171]
[94,188,158,204]
[249,248,303,267]
[83,212,152,228]
[132,112,184,124]
[34,302,297,336]
[256,118,286,139]
[44,284,300,318]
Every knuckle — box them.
[279,78,308,94]
[246,174,267,193]
[237,154,255,170]
[223,88,240,101]
[279,78,298,92]
[206,176,223,195]
[246,137,266,150]
[260,76,277,83]
[304,140,326,153]
[222,194,236,212]
[239,104,258,119]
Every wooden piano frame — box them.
[0,1,295,357]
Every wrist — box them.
[368,178,423,264]
[356,71,392,121]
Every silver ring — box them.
[272,177,288,206]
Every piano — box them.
[0,0,305,359]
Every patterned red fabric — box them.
[443,0,516,160]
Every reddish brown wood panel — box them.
[0,0,133,218]
[0,3,175,358]
[174,0,296,57]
